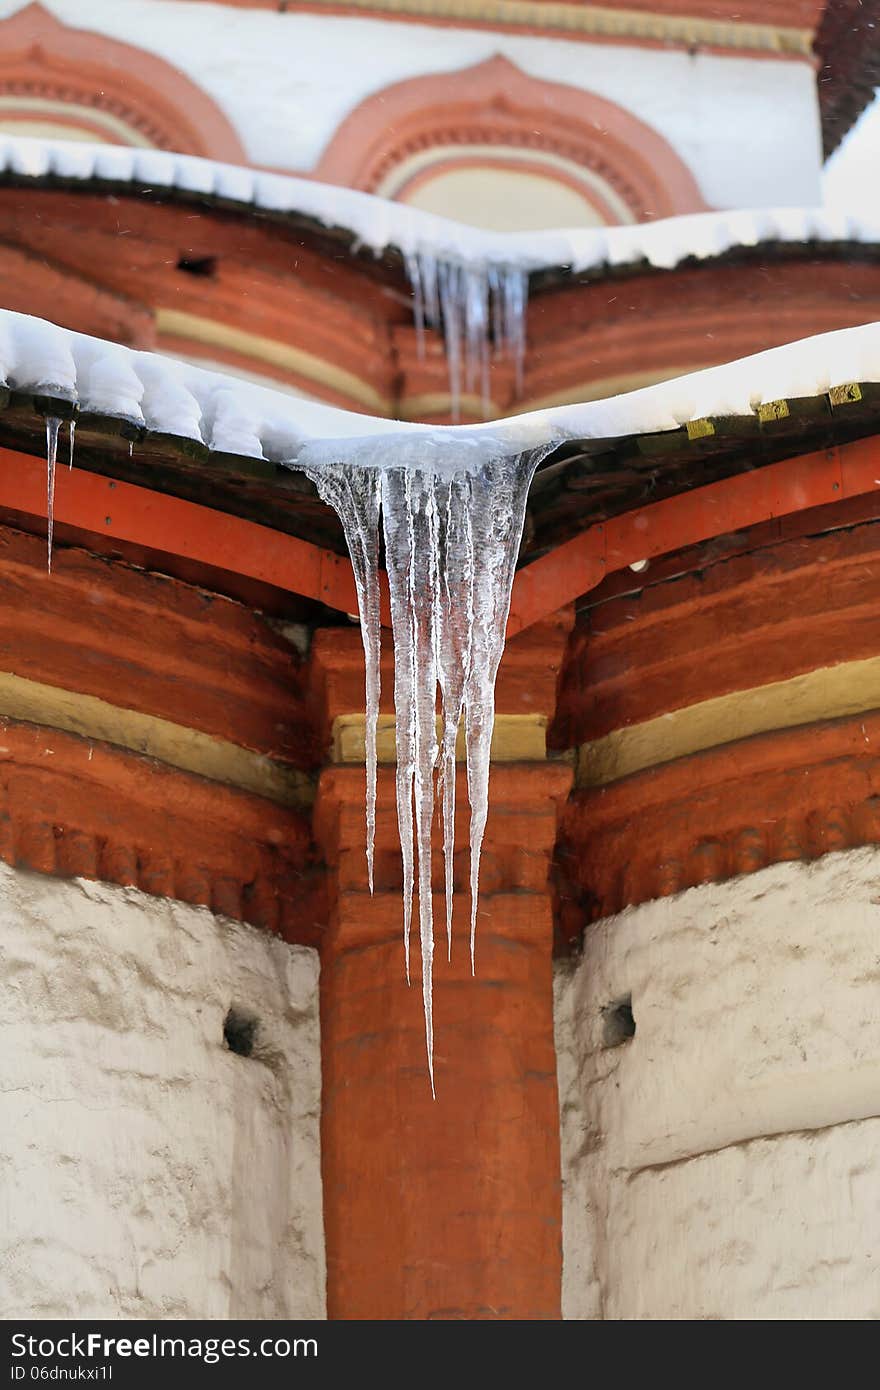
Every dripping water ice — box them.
[45,416,60,572]
[405,255,528,421]
[304,446,546,1093]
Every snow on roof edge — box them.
[2,135,880,277]
[2,308,880,474]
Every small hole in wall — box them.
[177,254,217,277]
[223,1007,258,1058]
[602,995,635,1048]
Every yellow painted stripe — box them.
[332,712,548,763]
[297,1,812,54]
[576,656,880,788]
[0,669,313,808]
[399,390,505,421]
[156,308,391,414]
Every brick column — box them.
[311,615,572,1319]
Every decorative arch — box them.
[314,56,709,223]
[0,4,247,160]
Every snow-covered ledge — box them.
[2,135,875,278]
[5,307,880,470]
[555,848,880,1320]
[0,864,324,1320]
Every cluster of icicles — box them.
[405,252,528,420]
[307,449,547,1094]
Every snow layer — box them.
[0,135,869,277]
[4,308,880,470]
[0,0,821,209]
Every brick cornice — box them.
[0,526,319,773]
[0,717,322,944]
[558,708,880,940]
[553,514,880,750]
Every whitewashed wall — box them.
[2,0,823,211]
[555,848,880,1320]
[0,864,324,1320]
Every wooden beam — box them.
[508,439,880,636]
[0,443,393,621]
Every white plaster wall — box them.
[0,0,823,211]
[555,848,880,1319]
[0,864,325,1320]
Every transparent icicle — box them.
[437,262,464,424]
[68,418,76,470]
[304,446,545,1088]
[380,469,418,986]
[303,464,382,892]
[435,473,473,961]
[45,416,60,573]
[404,254,530,421]
[462,451,540,970]
[501,266,528,397]
[382,469,441,1094]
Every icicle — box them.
[303,464,382,893]
[128,440,133,459]
[437,261,464,423]
[405,252,425,358]
[68,418,75,470]
[462,452,539,971]
[383,450,542,1078]
[435,473,473,962]
[380,469,418,986]
[383,469,440,1095]
[302,444,545,1088]
[501,266,528,396]
[403,255,530,420]
[45,416,60,573]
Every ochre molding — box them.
[576,655,880,787]
[0,4,247,161]
[315,55,708,220]
[0,668,313,809]
[192,1,815,55]
[155,308,393,414]
[330,712,550,763]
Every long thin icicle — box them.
[380,469,417,986]
[304,464,382,892]
[435,473,473,962]
[45,416,60,573]
[463,453,540,971]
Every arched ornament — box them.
[0,4,247,161]
[315,55,709,222]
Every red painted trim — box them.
[8,433,878,647]
[0,443,390,621]
[508,438,880,636]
